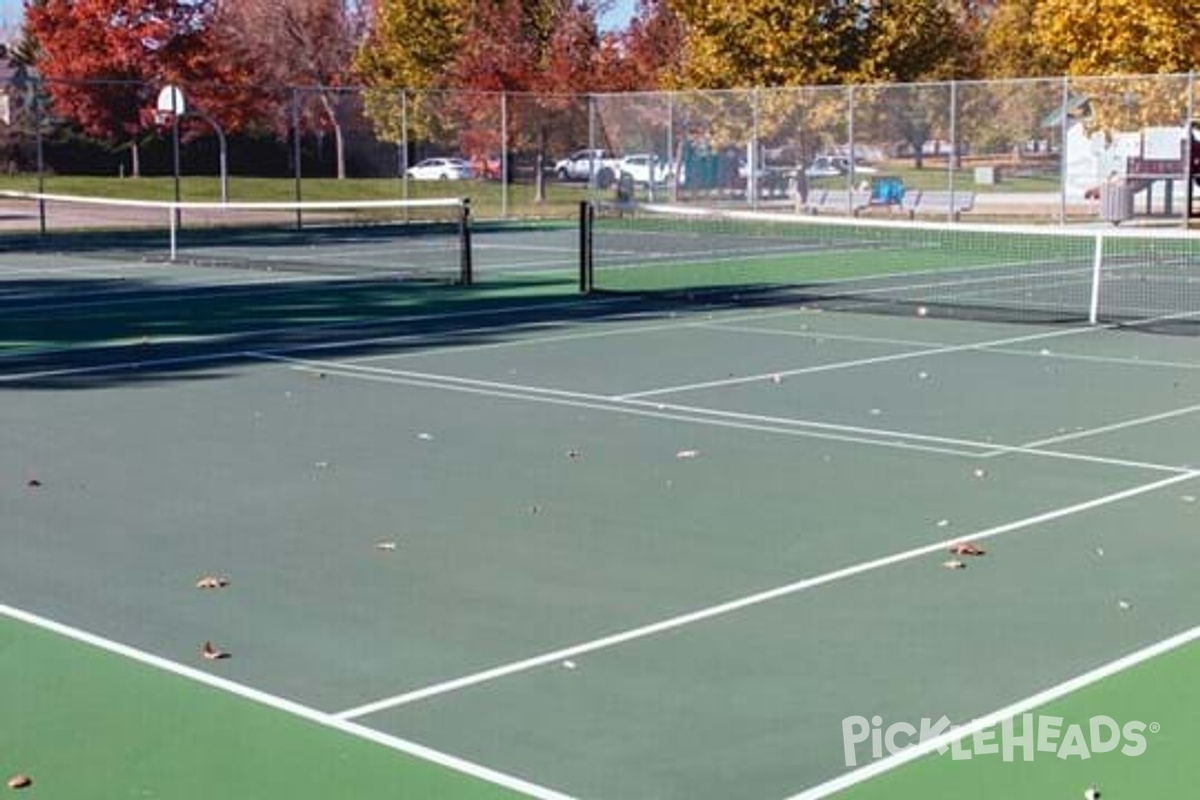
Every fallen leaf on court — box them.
[936,519,950,528]
[417,433,433,441]
[375,541,397,551]
[1117,599,1133,611]
[566,449,582,460]
[973,468,987,478]
[195,575,230,589]
[1182,495,1196,503]
[675,449,700,459]
[562,660,577,670]
[201,641,229,660]
[313,461,330,470]
[528,505,541,515]
[6,774,31,790]
[941,560,966,570]
[948,542,985,556]
[769,373,782,384]
[25,479,41,488]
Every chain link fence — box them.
[1,73,1196,224]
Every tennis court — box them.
[3,198,1200,799]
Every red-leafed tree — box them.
[211,0,367,178]
[28,0,213,175]
[27,0,273,176]
[447,0,606,198]
[596,0,684,92]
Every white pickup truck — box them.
[554,149,621,186]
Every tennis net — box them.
[0,191,473,283]
[581,201,1200,328]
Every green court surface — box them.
[0,614,522,799]
[3,221,1200,798]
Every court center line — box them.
[332,469,1199,721]
[0,603,576,800]
[784,620,1200,800]
[617,325,1100,400]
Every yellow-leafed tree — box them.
[1031,0,1200,76]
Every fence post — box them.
[1059,76,1069,225]
[1184,72,1194,228]
[292,87,302,229]
[400,90,409,202]
[949,80,957,222]
[846,84,856,216]
[500,91,508,219]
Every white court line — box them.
[0,603,575,800]
[337,306,827,366]
[616,397,1183,475]
[261,354,1189,474]
[1017,400,1200,451]
[618,325,1100,400]
[257,356,987,458]
[987,346,1200,372]
[785,621,1200,800]
[333,470,1198,721]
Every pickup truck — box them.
[554,149,621,186]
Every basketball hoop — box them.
[156,85,186,117]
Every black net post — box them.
[579,200,593,293]
[459,198,473,285]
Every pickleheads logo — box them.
[842,714,1155,766]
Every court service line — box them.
[333,469,1199,721]
[0,603,576,800]
[263,354,1189,474]
[617,325,1100,400]
[785,620,1200,800]
[257,357,987,458]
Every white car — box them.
[554,149,620,184]
[618,154,675,186]
[407,158,474,181]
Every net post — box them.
[579,200,593,293]
[1088,232,1104,324]
[459,198,473,286]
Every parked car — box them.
[408,157,474,181]
[554,149,621,185]
[617,154,675,186]
[805,155,878,178]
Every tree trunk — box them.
[131,140,140,178]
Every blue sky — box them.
[0,0,20,34]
